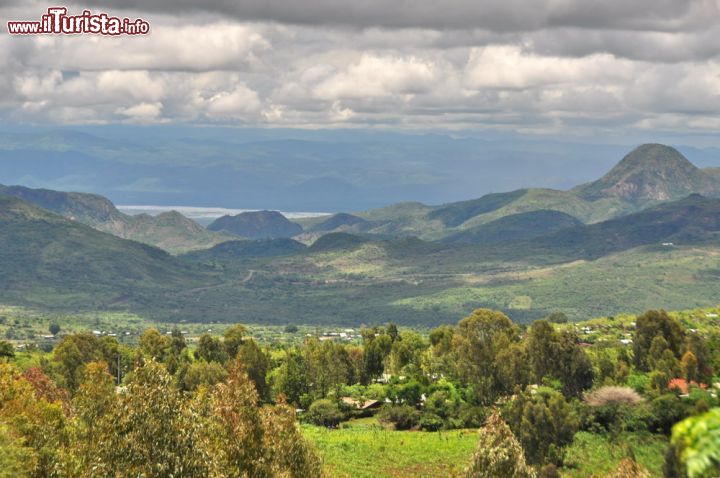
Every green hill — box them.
[0,185,229,254]
[575,144,714,203]
[207,210,303,239]
[0,195,205,309]
[443,210,583,245]
[184,238,307,261]
[307,232,372,253]
[309,213,370,232]
[515,194,720,261]
[428,189,528,227]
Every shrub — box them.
[584,386,643,407]
[456,404,487,429]
[464,410,533,478]
[650,394,691,435]
[378,404,420,430]
[306,399,344,427]
[420,412,444,432]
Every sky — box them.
[2,0,720,140]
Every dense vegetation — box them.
[2,307,720,476]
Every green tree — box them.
[203,359,269,477]
[633,310,685,371]
[179,360,228,392]
[261,400,324,477]
[49,323,60,336]
[363,333,392,380]
[671,407,720,478]
[274,349,309,406]
[454,309,519,405]
[52,332,117,391]
[681,351,700,383]
[223,324,248,359]
[464,409,533,478]
[65,361,117,475]
[138,328,170,361]
[195,333,228,363]
[0,341,13,362]
[507,387,579,465]
[0,364,67,477]
[237,339,270,400]
[527,321,593,397]
[93,360,209,477]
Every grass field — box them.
[302,418,478,478]
[302,419,669,478]
[562,432,667,477]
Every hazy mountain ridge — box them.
[344,144,720,241]
[2,143,720,324]
[0,185,230,254]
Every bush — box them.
[650,394,691,435]
[584,386,643,407]
[378,404,420,430]
[306,399,344,427]
[420,412,444,431]
[456,404,487,429]
[626,372,651,393]
[425,390,454,418]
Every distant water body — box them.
[118,205,331,225]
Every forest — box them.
[1,307,718,477]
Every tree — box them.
[305,339,351,399]
[179,360,228,392]
[195,333,228,364]
[165,327,188,375]
[49,323,60,336]
[66,361,117,474]
[464,410,533,478]
[274,349,309,406]
[0,341,14,362]
[0,364,67,477]
[685,333,713,384]
[260,399,324,477]
[363,333,392,380]
[52,332,116,391]
[681,351,700,383]
[507,387,579,465]
[92,360,209,477]
[633,310,685,371]
[671,408,720,478]
[138,328,170,362]
[527,321,593,397]
[306,399,344,427]
[224,324,248,359]
[203,359,269,477]
[454,309,519,405]
[237,339,270,400]
[545,312,568,324]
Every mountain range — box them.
[2,143,720,325]
[0,185,230,254]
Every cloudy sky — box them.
[2,0,720,138]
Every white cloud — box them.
[205,84,262,118]
[313,54,436,100]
